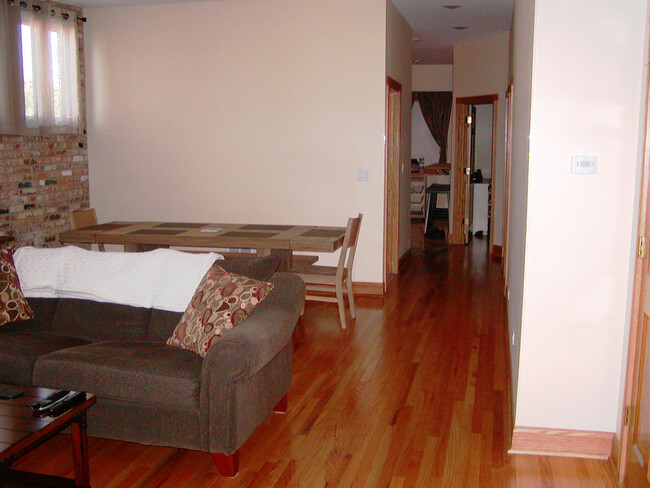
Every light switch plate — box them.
[571,156,597,175]
[357,169,370,181]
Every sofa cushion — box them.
[167,266,274,357]
[146,257,280,343]
[51,299,151,342]
[33,341,203,410]
[0,249,34,326]
[218,256,281,281]
[0,330,90,385]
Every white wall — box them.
[506,0,535,420]
[386,1,413,260]
[85,0,387,283]
[453,32,510,247]
[472,183,490,233]
[513,0,648,433]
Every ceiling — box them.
[66,0,514,65]
[392,0,514,64]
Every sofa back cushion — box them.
[52,299,152,342]
[0,297,58,333]
[218,256,281,281]
[148,309,183,343]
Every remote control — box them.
[34,391,78,413]
[31,390,70,411]
[45,391,86,417]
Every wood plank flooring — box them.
[11,242,617,487]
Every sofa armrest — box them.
[201,272,304,381]
[198,272,305,453]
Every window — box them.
[0,0,80,134]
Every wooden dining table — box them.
[58,221,347,271]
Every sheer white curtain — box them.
[0,0,80,135]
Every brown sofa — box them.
[0,257,305,476]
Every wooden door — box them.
[620,75,650,486]
[451,102,469,245]
[623,212,650,487]
[384,77,401,290]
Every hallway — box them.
[13,242,617,487]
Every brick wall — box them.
[0,2,87,248]
[0,134,88,247]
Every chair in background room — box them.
[70,208,105,252]
[291,214,362,329]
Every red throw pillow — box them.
[0,249,34,326]
[167,266,274,357]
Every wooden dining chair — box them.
[291,214,362,329]
[70,208,105,252]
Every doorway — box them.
[469,103,494,241]
[410,91,454,251]
[452,94,498,249]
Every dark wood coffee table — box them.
[0,385,95,488]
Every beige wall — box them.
[412,65,453,92]
[453,32,510,247]
[85,0,387,283]
[386,1,413,259]
[513,0,648,433]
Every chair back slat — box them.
[71,208,98,230]
[70,208,105,252]
[337,213,362,278]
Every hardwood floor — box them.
[11,242,617,487]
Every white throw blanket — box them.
[13,246,223,312]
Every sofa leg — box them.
[273,394,288,413]
[212,451,239,477]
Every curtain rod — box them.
[5,0,86,22]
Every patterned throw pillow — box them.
[0,249,34,326]
[167,265,274,357]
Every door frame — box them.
[617,71,650,484]
[384,76,401,291]
[503,80,514,293]
[451,94,499,247]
